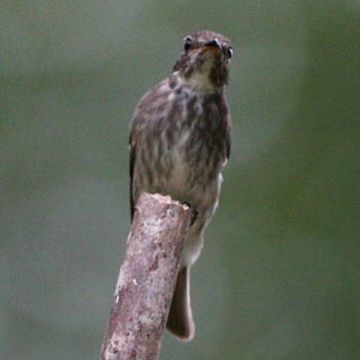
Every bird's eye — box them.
[183,36,193,51]
[227,46,234,59]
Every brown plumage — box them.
[129,30,233,340]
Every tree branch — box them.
[100,193,191,360]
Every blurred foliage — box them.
[1,1,359,359]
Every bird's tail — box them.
[166,266,195,341]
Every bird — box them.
[129,30,233,341]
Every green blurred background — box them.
[1,1,359,359]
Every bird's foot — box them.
[182,201,198,225]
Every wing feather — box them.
[129,132,136,221]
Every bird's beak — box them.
[202,39,222,56]
[205,39,221,49]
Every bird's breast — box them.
[162,128,193,197]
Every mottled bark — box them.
[100,193,191,360]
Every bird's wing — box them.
[129,131,136,221]
[223,96,232,163]
[226,120,231,161]
[128,79,170,222]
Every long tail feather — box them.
[167,267,195,341]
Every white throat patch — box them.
[175,57,216,94]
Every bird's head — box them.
[172,31,233,94]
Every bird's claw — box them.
[182,201,198,225]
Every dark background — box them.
[1,1,359,359]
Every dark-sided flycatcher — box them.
[129,31,233,340]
